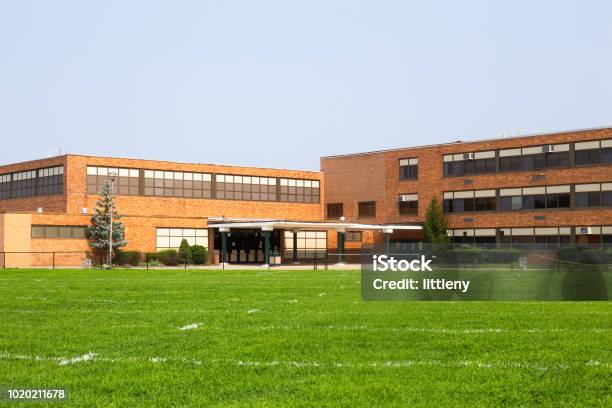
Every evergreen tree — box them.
[178,239,193,264]
[423,197,450,243]
[88,180,127,264]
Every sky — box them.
[1,1,611,171]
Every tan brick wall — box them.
[0,213,33,267]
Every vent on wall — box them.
[81,208,88,214]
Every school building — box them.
[0,126,610,266]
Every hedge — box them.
[114,251,141,266]
[156,250,179,266]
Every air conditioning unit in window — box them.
[580,227,592,235]
[463,152,475,160]
[543,145,554,153]
[397,195,408,202]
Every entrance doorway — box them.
[214,228,282,264]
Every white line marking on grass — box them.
[318,292,327,297]
[178,323,201,331]
[0,352,606,372]
[58,352,97,366]
[149,357,167,363]
[247,309,260,314]
[287,299,298,303]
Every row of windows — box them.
[216,175,276,201]
[31,225,87,239]
[283,231,327,259]
[156,228,208,251]
[437,139,611,178]
[443,183,612,213]
[86,166,319,203]
[87,166,140,196]
[449,226,612,248]
[0,166,64,200]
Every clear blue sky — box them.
[1,1,611,170]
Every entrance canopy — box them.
[208,218,422,265]
[207,218,422,233]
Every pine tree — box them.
[178,239,193,265]
[423,197,450,243]
[88,180,127,264]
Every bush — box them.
[114,251,141,266]
[157,249,179,266]
[451,247,487,264]
[484,248,522,263]
[191,245,208,265]
[579,249,606,264]
[178,239,192,264]
[557,246,578,262]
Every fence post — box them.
[2,252,4,269]
[146,253,149,270]
[52,252,55,270]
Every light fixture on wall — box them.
[36,207,43,213]
[81,208,88,214]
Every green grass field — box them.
[0,268,610,407]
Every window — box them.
[156,228,208,251]
[499,144,570,172]
[399,158,418,180]
[0,166,65,200]
[283,231,326,259]
[499,186,570,211]
[37,166,64,196]
[217,175,276,201]
[280,178,320,203]
[575,139,612,165]
[346,231,362,242]
[0,174,10,199]
[88,166,140,196]
[575,183,612,208]
[575,141,602,165]
[327,203,343,219]
[603,139,612,163]
[443,151,495,177]
[358,201,376,218]
[500,227,571,249]
[443,190,495,213]
[398,194,418,215]
[11,170,37,198]
[32,225,86,239]
[448,229,496,248]
[145,170,212,199]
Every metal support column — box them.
[337,230,345,263]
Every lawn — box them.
[0,268,610,407]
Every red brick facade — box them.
[1,127,611,264]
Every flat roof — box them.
[320,125,612,159]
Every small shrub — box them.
[557,246,578,262]
[157,250,179,266]
[191,245,208,265]
[178,239,193,264]
[114,251,141,266]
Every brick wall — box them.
[322,127,612,235]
